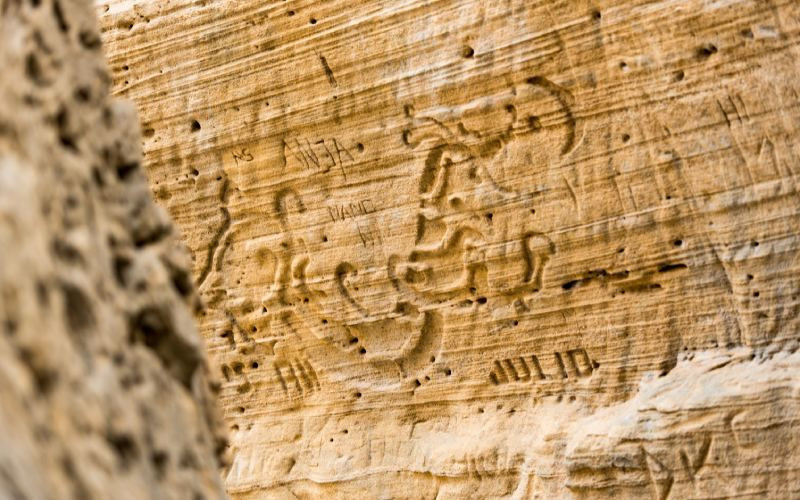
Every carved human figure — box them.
[393,85,560,304]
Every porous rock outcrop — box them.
[99,0,800,498]
[0,1,226,498]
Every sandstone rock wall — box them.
[0,1,226,498]
[98,0,800,498]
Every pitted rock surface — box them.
[0,1,226,498]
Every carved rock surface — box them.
[0,1,226,498]
[98,0,800,498]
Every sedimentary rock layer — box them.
[99,0,800,497]
[0,1,226,498]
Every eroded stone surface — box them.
[98,0,800,497]
[0,1,226,498]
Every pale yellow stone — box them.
[99,0,800,497]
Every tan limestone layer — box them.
[98,0,800,497]
[0,1,226,498]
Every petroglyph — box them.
[100,0,800,497]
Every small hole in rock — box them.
[75,87,91,102]
[191,120,201,132]
[697,44,718,59]
[62,283,95,334]
[26,53,43,84]
[462,45,474,58]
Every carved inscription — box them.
[327,199,376,223]
[284,137,354,179]
[356,223,380,247]
[489,348,595,385]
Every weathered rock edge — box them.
[0,1,226,498]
